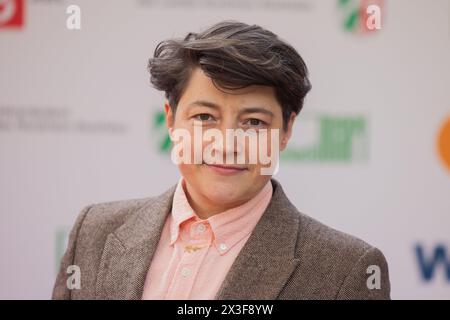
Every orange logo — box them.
[437,116,450,171]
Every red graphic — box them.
[360,0,384,33]
[0,0,24,29]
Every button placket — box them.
[165,223,212,299]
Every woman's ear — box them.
[164,100,174,137]
[280,112,296,151]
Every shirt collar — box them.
[169,177,196,245]
[169,177,273,255]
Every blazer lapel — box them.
[95,185,176,299]
[215,179,301,300]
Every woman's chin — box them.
[201,187,245,207]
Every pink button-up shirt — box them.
[141,178,273,300]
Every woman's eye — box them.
[194,114,213,121]
[245,118,266,126]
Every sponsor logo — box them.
[338,0,383,34]
[282,113,369,162]
[437,116,450,171]
[415,244,450,282]
[0,0,24,29]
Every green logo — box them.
[282,114,369,162]
[339,0,361,32]
[153,111,172,153]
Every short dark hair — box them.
[148,20,312,129]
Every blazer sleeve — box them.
[51,205,93,300]
[336,247,391,300]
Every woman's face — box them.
[165,67,295,213]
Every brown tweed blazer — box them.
[52,179,390,300]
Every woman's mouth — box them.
[203,163,248,175]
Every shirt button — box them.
[219,243,227,252]
[196,224,206,233]
[181,267,191,278]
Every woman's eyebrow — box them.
[240,107,274,117]
[187,100,220,110]
[187,100,274,117]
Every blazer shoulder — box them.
[296,212,374,258]
[285,211,390,299]
[79,196,154,234]
[52,196,159,299]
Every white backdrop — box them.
[0,0,449,299]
